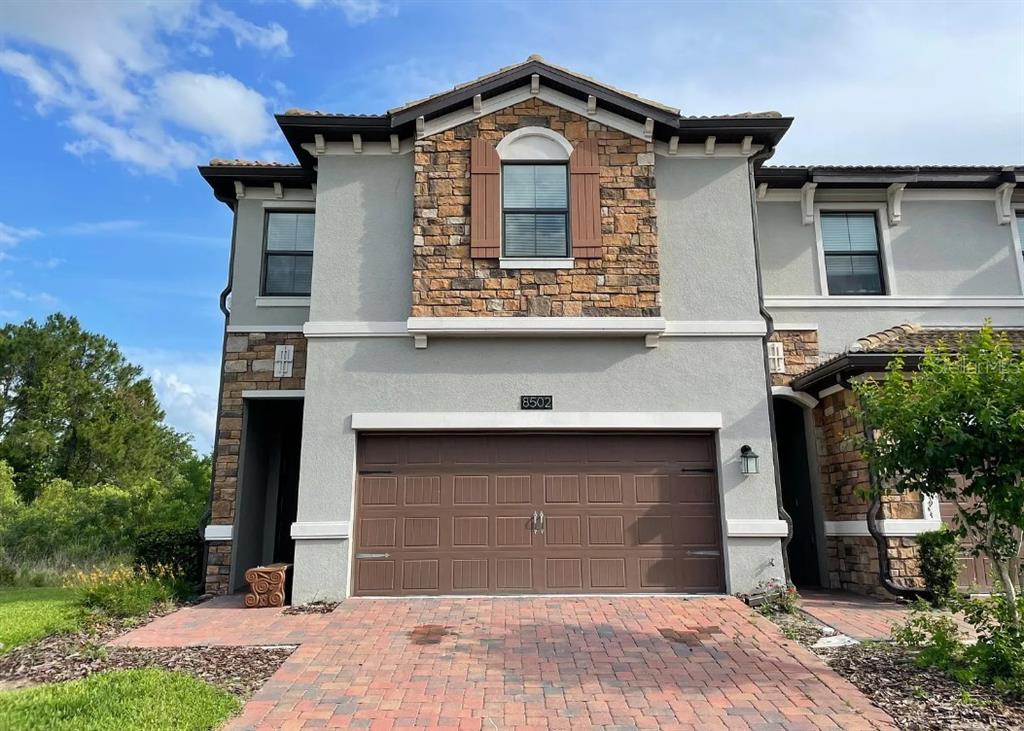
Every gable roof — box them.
[275,55,793,167]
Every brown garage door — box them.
[353,433,724,596]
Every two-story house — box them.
[199,57,1024,604]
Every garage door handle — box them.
[687,549,720,557]
[356,553,391,559]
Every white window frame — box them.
[767,341,785,374]
[813,202,896,297]
[1010,208,1024,295]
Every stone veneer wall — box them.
[813,388,924,595]
[411,96,659,317]
[769,329,819,387]
[205,331,307,595]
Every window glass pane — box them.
[821,212,878,253]
[502,165,567,209]
[825,254,883,295]
[264,254,312,295]
[267,212,315,252]
[503,213,567,257]
[1017,212,1024,250]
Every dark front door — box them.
[352,432,725,596]
[775,398,821,587]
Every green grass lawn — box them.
[0,669,240,730]
[0,587,83,654]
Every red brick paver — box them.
[117,595,896,730]
[798,590,911,641]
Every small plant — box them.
[67,564,189,618]
[917,528,961,607]
[753,577,799,616]
[893,607,967,674]
[134,528,203,585]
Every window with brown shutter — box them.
[470,137,500,258]
[569,139,601,259]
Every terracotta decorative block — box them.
[244,563,292,608]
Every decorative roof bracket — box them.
[996,182,1016,225]
[801,182,817,225]
[887,183,906,226]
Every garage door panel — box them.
[358,518,396,548]
[496,475,531,504]
[404,517,440,547]
[404,476,440,505]
[635,474,672,503]
[544,475,580,503]
[544,516,581,546]
[496,558,533,589]
[454,475,489,504]
[361,476,398,505]
[453,516,488,546]
[354,433,724,595]
[496,516,533,546]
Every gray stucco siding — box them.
[310,155,414,322]
[768,306,1024,357]
[291,335,784,602]
[657,157,763,320]
[228,197,310,329]
[756,202,819,297]
[889,201,1021,296]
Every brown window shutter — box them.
[470,137,501,258]
[570,139,601,259]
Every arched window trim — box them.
[496,126,573,161]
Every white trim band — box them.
[726,519,790,538]
[351,411,723,431]
[226,324,304,333]
[406,316,667,337]
[241,389,305,399]
[766,296,1024,308]
[291,521,350,540]
[825,519,943,537]
[499,258,574,270]
[204,525,233,541]
[255,296,310,308]
[663,320,767,336]
[772,322,819,331]
[304,321,408,338]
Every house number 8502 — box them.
[520,395,553,410]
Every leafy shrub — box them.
[0,559,15,587]
[917,528,961,607]
[134,528,203,585]
[753,577,799,616]
[895,595,1024,694]
[68,565,189,618]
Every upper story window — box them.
[263,211,314,296]
[1016,211,1024,256]
[820,211,886,295]
[502,163,569,258]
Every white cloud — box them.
[7,289,58,308]
[200,5,290,55]
[153,72,275,150]
[60,219,142,235]
[0,1,287,173]
[294,0,398,25]
[0,222,42,247]
[127,347,221,451]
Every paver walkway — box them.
[797,590,912,641]
[116,595,895,730]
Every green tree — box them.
[854,324,1024,626]
[0,314,193,501]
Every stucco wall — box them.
[656,157,763,320]
[756,202,818,297]
[229,196,311,329]
[310,155,414,322]
[292,335,784,602]
[889,201,1021,296]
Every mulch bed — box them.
[820,642,1024,731]
[0,610,293,697]
[761,608,1024,730]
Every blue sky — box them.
[1,0,1022,450]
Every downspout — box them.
[746,146,794,583]
[863,421,931,601]
[198,193,239,595]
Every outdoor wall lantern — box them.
[739,445,759,475]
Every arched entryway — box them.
[773,394,825,587]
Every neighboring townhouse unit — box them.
[199,57,1024,603]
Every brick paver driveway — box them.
[118,596,895,730]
